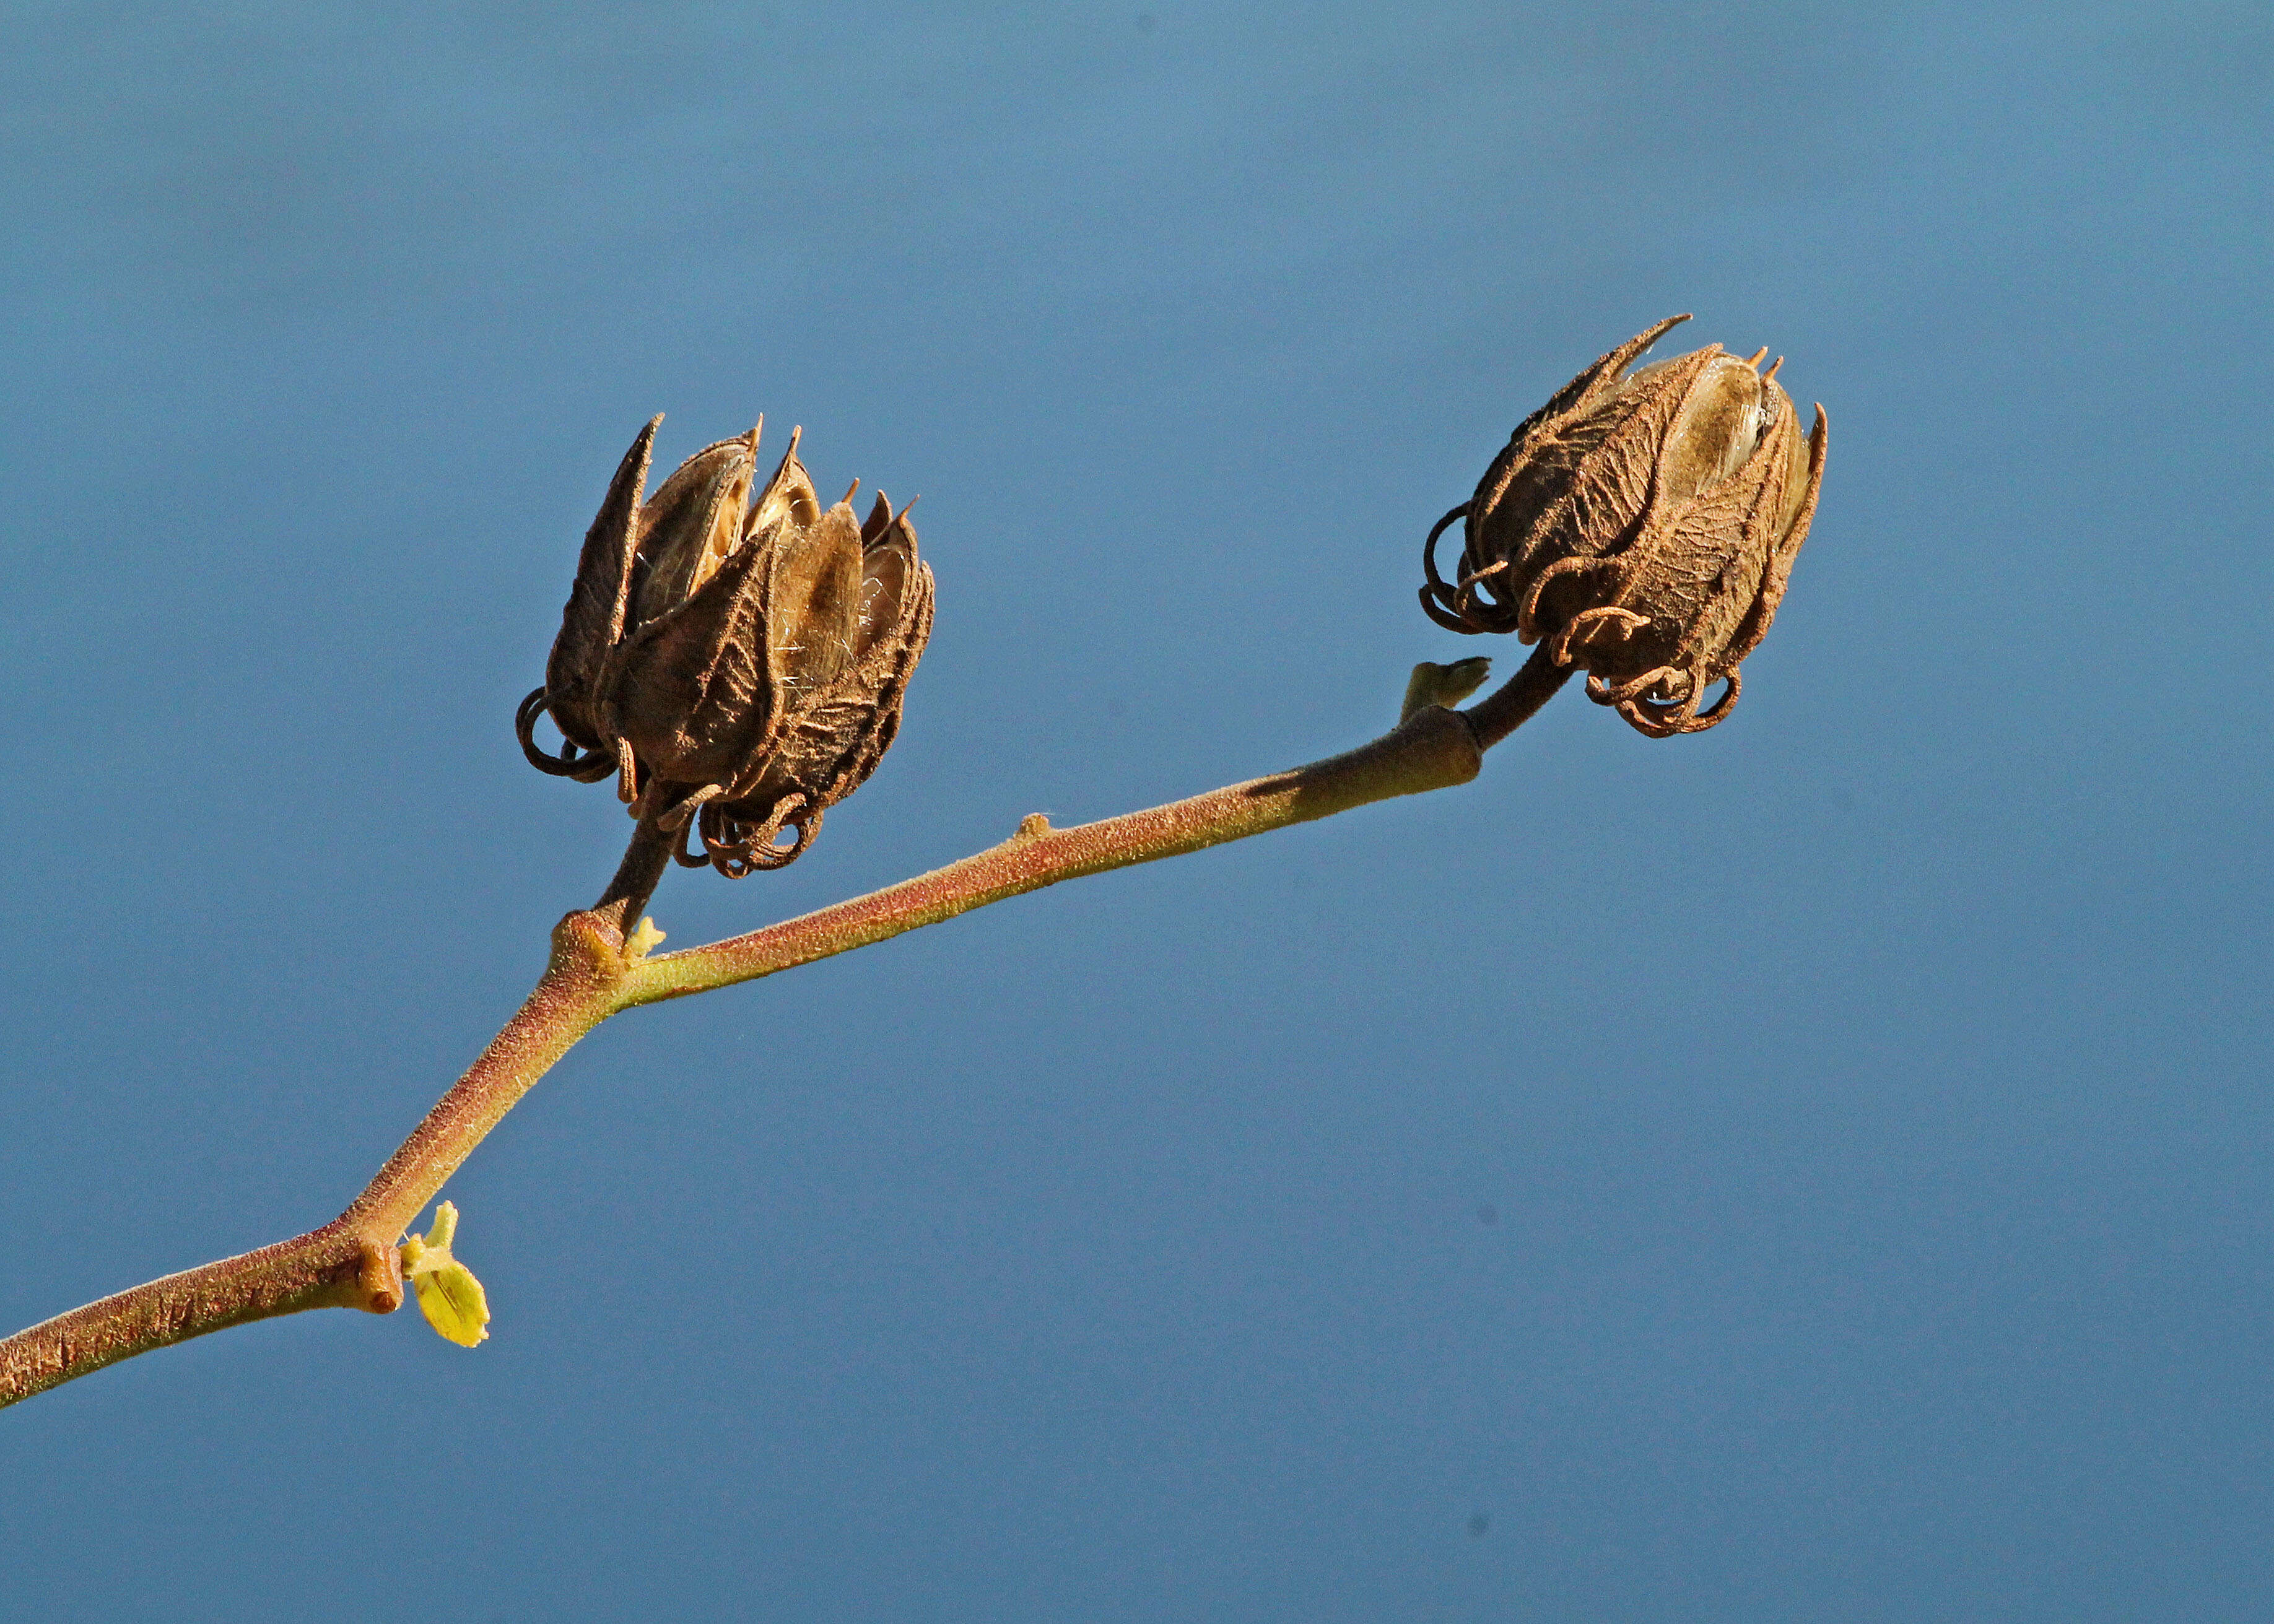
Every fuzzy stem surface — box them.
[622,702,1495,1005]
[0,669,1562,1411]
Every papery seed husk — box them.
[1474,349,1720,637]
[1716,402,1828,677]
[629,433,757,628]
[746,430,820,546]
[724,512,933,819]
[1424,316,1829,739]
[1599,391,1795,678]
[546,415,660,749]
[529,417,936,868]
[765,502,865,701]
[603,508,780,789]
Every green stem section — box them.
[0,653,1566,1412]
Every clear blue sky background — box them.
[2,2,2268,1618]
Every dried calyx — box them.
[518,418,934,874]
[1421,316,1827,737]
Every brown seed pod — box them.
[1421,316,1826,737]
[518,419,934,873]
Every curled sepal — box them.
[516,687,615,781]
[399,1201,490,1348]
[697,792,817,877]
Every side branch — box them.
[624,691,1522,1006]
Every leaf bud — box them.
[1419,316,1826,736]
[518,419,934,872]
[1400,657,1494,724]
[400,1201,489,1348]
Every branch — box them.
[0,649,1569,1410]
[624,685,1515,1005]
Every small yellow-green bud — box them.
[1400,658,1494,723]
[400,1201,491,1348]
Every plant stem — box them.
[0,657,1567,1411]
[623,698,1508,1006]
[590,812,676,939]
[0,1225,390,1406]
[0,918,630,1409]
[334,916,627,1247]
[1462,643,1569,750]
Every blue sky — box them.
[2,3,2269,1618]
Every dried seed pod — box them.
[1420,316,1826,737]
[518,419,933,873]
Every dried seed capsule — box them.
[1421,316,1826,736]
[518,419,933,872]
